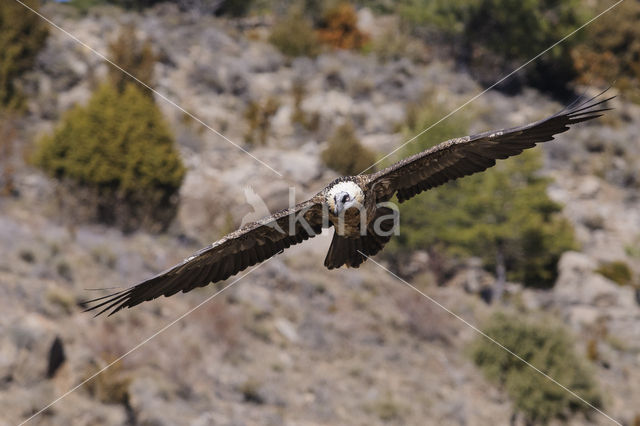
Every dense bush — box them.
[68,0,253,15]
[317,1,369,50]
[214,0,254,17]
[108,24,156,93]
[595,260,634,287]
[321,122,377,175]
[0,0,48,110]
[394,0,585,94]
[571,0,640,103]
[390,100,576,288]
[470,312,602,424]
[269,6,321,58]
[0,114,18,196]
[67,0,162,12]
[111,0,163,9]
[34,83,185,232]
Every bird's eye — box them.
[341,194,350,203]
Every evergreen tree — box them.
[0,0,48,110]
[394,0,585,93]
[34,83,185,232]
[471,312,602,424]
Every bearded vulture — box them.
[86,93,612,316]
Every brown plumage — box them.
[86,92,612,316]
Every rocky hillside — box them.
[1,3,640,425]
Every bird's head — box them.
[326,181,364,215]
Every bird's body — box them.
[86,93,613,316]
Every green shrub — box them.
[471,312,602,424]
[595,260,633,286]
[396,0,473,32]
[0,114,18,196]
[269,6,321,58]
[397,0,585,93]
[0,0,48,110]
[66,0,161,12]
[214,0,255,17]
[390,100,576,288]
[34,83,185,232]
[321,122,377,175]
[98,0,162,10]
[108,24,156,93]
[67,0,105,14]
[68,0,253,15]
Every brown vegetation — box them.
[317,2,369,50]
[108,23,156,93]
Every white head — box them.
[326,181,365,215]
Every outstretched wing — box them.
[85,196,325,316]
[367,93,613,203]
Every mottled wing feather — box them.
[85,196,326,316]
[367,93,613,203]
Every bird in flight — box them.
[86,93,612,316]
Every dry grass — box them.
[84,357,132,405]
[397,292,456,345]
[191,299,244,353]
[244,97,280,145]
[46,286,76,315]
[369,393,403,422]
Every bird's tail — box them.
[324,207,395,269]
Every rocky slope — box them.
[1,3,639,426]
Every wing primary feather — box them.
[568,114,604,125]
[219,257,234,282]
[83,289,128,304]
[84,290,132,314]
[256,243,268,261]
[208,261,222,282]
[93,291,133,317]
[237,250,249,272]
[189,264,215,290]
[247,246,258,266]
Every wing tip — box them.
[82,288,134,317]
[566,87,615,116]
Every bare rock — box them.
[275,318,299,343]
[554,251,621,307]
[553,252,639,332]
[576,176,601,199]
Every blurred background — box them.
[1,0,639,425]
